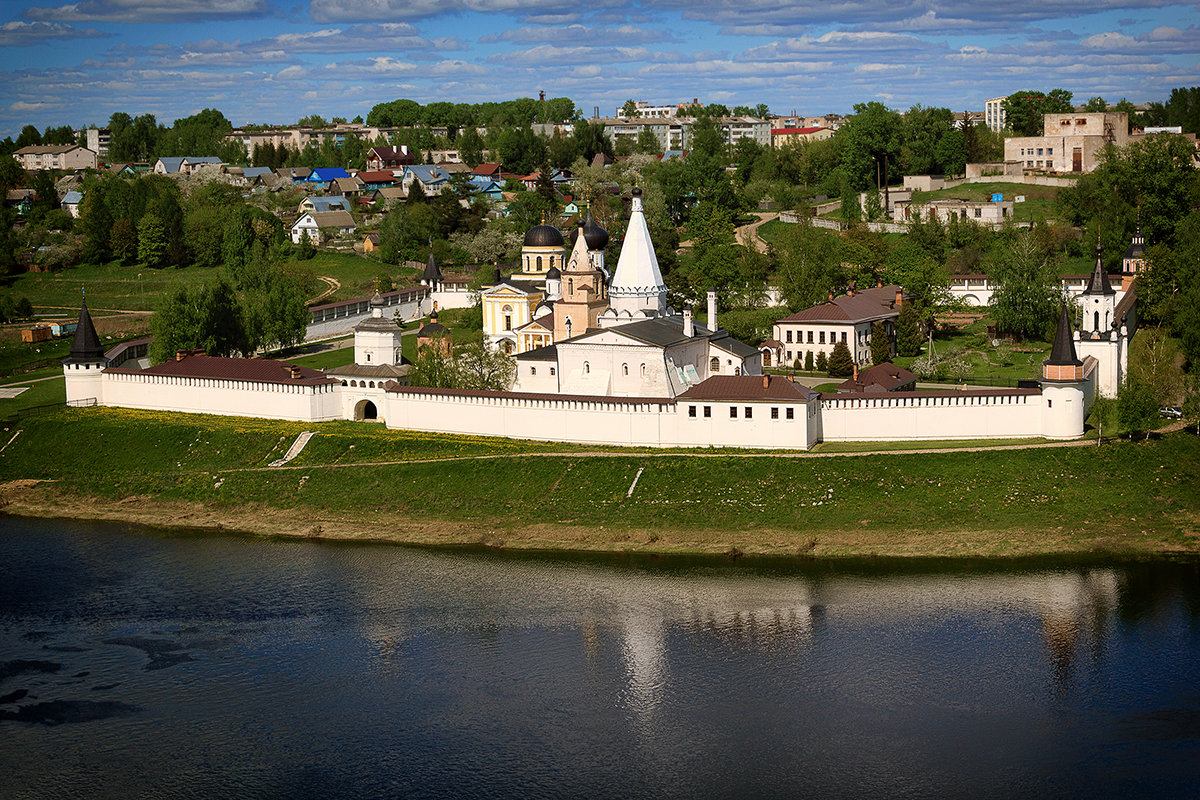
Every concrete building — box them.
[985,97,1007,133]
[892,197,1014,227]
[772,284,904,367]
[1004,112,1128,173]
[13,144,97,171]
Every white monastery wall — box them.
[96,372,343,422]
[817,391,1047,442]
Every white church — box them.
[62,188,1130,450]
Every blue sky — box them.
[1,0,1198,137]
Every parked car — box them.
[1159,406,1183,419]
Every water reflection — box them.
[1,519,1198,799]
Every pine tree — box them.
[297,229,315,260]
[828,340,854,377]
[896,304,922,357]
[816,351,828,372]
[870,321,891,364]
[805,351,814,371]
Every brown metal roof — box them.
[386,384,672,405]
[836,362,918,392]
[822,388,1041,400]
[105,354,340,387]
[777,284,904,324]
[678,375,818,402]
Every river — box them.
[1,517,1198,799]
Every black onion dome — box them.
[569,210,609,251]
[546,265,561,279]
[523,224,564,247]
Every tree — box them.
[773,217,843,310]
[149,279,246,362]
[1084,96,1109,112]
[837,101,902,190]
[816,351,828,372]
[409,335,457,387]
[986,231,1060,340]
[635,127,662,155]
[896,304,922,357]
[1117,376,1159,440]
[137,212,168,267]
[828,340,854,377]
[1002,89,1073,136]
[455,338,516,390]
[621,99,639,117]
[1129,327,1184,406]
[15,125,41,148]
[870,321,891,364]
[296,229,315,260]
[804,351,814,371]
[109,217,138,264]
[458,127,484,167]
[15,297,34,319]
[547,129,576,169]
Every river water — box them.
[1,518,1198,799]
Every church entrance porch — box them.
[355,399,379,421]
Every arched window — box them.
[568,278,574,295]
[525,255,530,270]
[350,380,357,387]
[622,363,629,376]
[1094,311,1099,330]
[584,362,590,374]
[369,381,375,388]
[640,363,646,377]
[341,380,347,386]
[549,256,555,269]
[710,357,720,372]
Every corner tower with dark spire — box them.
[1041,303,1090,439]
[62,292,107,405]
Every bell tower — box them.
[1079,243,1116,339]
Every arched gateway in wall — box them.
[355,399,378,421]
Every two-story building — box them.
[1004,112,1128,173]
[773,284,905,367]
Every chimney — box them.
[493,267,501,285]
[847,281,855,297]
[683,308,694,337]
[877,278,884,288]
[762,374,770,389]
[400,145,408,155]
[707,290,717,332]
[827,290,834,303]
[289,365,302,380]
[895,288,903,308]
[175,350,187,361]
[852,362,859,382]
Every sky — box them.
[1,0,1198,137]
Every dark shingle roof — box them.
[836,362,917,393]
[63,298,105,364]
[709,333,759,358]
[1084,245,1115,295]
[514,344,558,361]
[422,250,443,284]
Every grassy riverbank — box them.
[1,408,1197,558]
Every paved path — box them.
[735,211,779,253]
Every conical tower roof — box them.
[1044,304,1082,367]
[422,249,443,284]
[1084,243,1114,295]
[609,188,667,312]
[63,295,105,364]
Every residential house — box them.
[61,190,83,218]
[773,284,906,366]
[6,189,35,214]
[466,176,503,201]
[356,171,396,190]
[429,149,462,163]
[365,145,414,171]
[376,186,406,206]
[276,166,312,182]
[330,175,365,197]
[402,165,450,195]
[108,163,150,175]
[471,163,503,179]
[298,195,352,215]
[153,156,222,175]
[362,233,381,253]
[893,197,1014,227]
[308,167,350,184]
[291,210,356,244]
[14,144,97,171]
[225,166,274,186]
[770,127,833,148]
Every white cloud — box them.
[481,23,674,45]
[0,20,109,46]
[25,0,271,23]
[11,100,56,111]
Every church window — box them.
[710,357,720,372]
[771,407,779,419]
[550,368,556,376]
[730,406,737,418]
[525,256,530,270]
[584,362,590,374]
[688,405,697,418]
[1094,311,1099,330]
[786,408,794,420]
[530,367,537,375]
[366,353,371,362]
[1047,399,1052,408]
[369,381,375,388]
[341,381,347,386]
[744,407,752,419]
[703,406,711,418]
[623,363,629,376]
[640,364,646,377]
[549,256,555,269]
[568,278,574,295]
[536,256,543,270]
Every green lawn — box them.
[0,375,64,419]
[287,341,356,370]
[3,408,1198,557]
[910,181,1061,224]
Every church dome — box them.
[569,210,609,251]
[546,265,561,279]
[523,224,564,247]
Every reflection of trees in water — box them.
[1116,562,1200,628]
[687,605,821,648]
[1035,571,1120,689]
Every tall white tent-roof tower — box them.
[606,187,668,321]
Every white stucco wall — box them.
[95,372,343,422]
[818,391,1046,442]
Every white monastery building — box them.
[63,185,1140,449]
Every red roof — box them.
[836,362,917,393]
[471,163,502,176]
[772,127,826,135]
[678,375,818,402]
[357,170,395,183]
[105,353,340,387]
[386,384,672,405]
